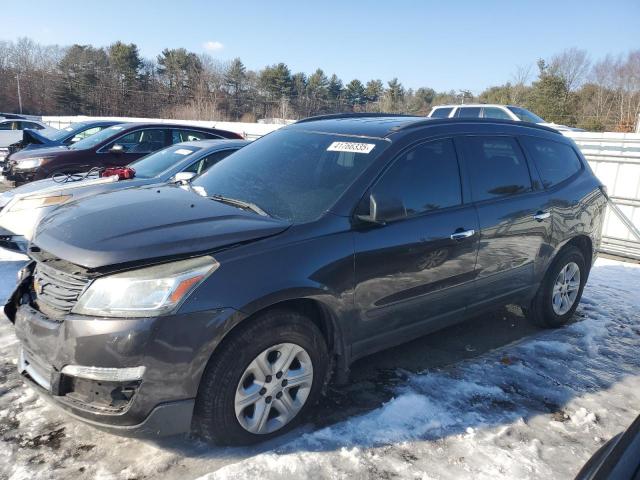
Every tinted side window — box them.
[112,129,167,153]
[482,107,512,120]
[464,136,532,201]
[430,107,453,118]
[372,139,462,218]
[172,129,220,143]
[521,137,583,188]
[456,107,482,118]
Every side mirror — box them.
[172,171,197,183]
[109,144,125,154]
[356,193,406,225]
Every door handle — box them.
[533,211,551,221]
[450,229,475,241]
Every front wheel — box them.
[193,309,328,445]
[526,246,587,328]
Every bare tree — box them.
[550,47,591,92]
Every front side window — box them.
[430,107,453,119]
[370,139,462,218]
[521,137,583,188]
[193,129,390,223]
[456,107,482,118]
[0,122,14,131]
[110,129,167,154]
[482,107,512,120]
[464,136,532,202]
[128,144,202,178]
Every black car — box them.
[5,114,606,445]
[3,122,243,183]
[6,120,124,156]
[576,414,640,479]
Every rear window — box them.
[520,137,583,188]
[463,136,532,202]
[430,107,453,118]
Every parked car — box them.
[0,139,248,252]
[0,118,58,165]
[576,414,640,479]
[5,114,605,445]
[2,122,243,184]
[427,104,584,132]
[6,120,124,156]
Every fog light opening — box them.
[60,365,146,382]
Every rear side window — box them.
[456,107,482,118]
[430,107,453,118]
[371,138,462,217]
[172,129,220,143]
[521,137,583,188]
[463,136,532,201]
[482,107,512,120]
[184,149,235,175]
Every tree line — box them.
[0,38,638,131]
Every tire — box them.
[192,308,329,445]
[526,246,587,328]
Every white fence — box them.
[41,116,640,260]
[564,131,640,260]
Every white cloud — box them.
[203,41,224,53]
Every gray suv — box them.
[5,114,606,445]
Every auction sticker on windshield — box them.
[327,142,376,154]
[175,149,194,155]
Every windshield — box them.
[69,125,126,150]
[129,144,202,178]
[507,106,545,123]
[193,129,390,222]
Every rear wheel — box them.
[526,246,586,328]
[193,309,328,445]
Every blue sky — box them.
[2,0,638,93]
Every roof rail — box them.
[295,112,418,124]
[392,117,562,135]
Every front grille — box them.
[32,262,91,320]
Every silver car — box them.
[0,139,248,252]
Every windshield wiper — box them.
[209,194,269,217]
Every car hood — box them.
[33,184,291,270]
[10,145,71,160]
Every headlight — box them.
[72,256,219,317]
[8,194,72,212]
[0,148,8,162]
[15,158,46,170]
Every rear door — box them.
[352,137,479,353]
[460,135,552,307]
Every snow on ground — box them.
[0,248,639,480]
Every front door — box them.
[352,138,479,355]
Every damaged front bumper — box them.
[5,267,239,437]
